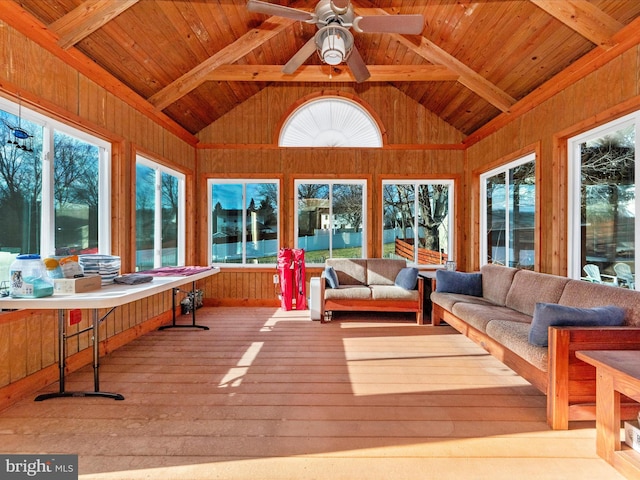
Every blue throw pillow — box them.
[324,266,339,289]
[435,270,482,297]
[395,267,419,290]
[528,302,625,347]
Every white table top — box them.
[0,267,219,310]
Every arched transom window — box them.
[279,97,383,147]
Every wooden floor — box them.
[0,307,626,479]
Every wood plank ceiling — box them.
[4,0,640,140]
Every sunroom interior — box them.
[0,1,640,478]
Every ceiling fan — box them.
[247,0,425,83]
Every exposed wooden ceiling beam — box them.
[148,17,295,111]
[529,0,624,49]
[49,0,139,50]
[207,65,459,83]
[393,34,516,113]
[353,4,516,113]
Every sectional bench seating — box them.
[430,263,640,430]
[320,258,424,324]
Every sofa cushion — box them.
[367,258,406,286]
[430,292,495,312]
[451,303,531,333]
[559,280,640,326]
[480,264,518,306]
[485,320,548,372]
[394,267,419,290]
[505,269,570,316]
[371,285,420,301]
[324,266,339,288]
[324,285,372,301]
[528,302,626,347]
[326,258,367,286]
[435,270,482,296]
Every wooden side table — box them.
[576,350,640,479]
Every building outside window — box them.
[296,180,366,263]
[480,153,536,269]
[209,180,279,265]
[382,180,453,266]
[569,113,637,289]
[135,156,185,270]
[0,98,110,262]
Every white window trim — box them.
[381,179,455,267]
[207,178,280,267]
[0,96,111,256]
[479,153,536,268]
[295,179,367,262]
[136,155,186,267]
[567,111,639,281]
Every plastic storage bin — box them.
[9,254,54,298]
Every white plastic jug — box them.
[9,254,54,298]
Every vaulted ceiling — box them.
[3,0,640,143]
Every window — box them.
[295,180,366,263]
[569,113,637,289]
[135,156,185,270]
[382,180,454,266]
[209,179,280,265]
[480,153,536,269]
[0,97,110,258]
[279,97,382,147]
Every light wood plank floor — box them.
[0,307,626,479]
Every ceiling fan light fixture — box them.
[316,25,353,66]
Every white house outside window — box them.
[208,179,280,265]
[295,180,366,263]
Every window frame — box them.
[295,178,368,264]
[479,152,536,269]
[0,96,111,256]
[381,179,455,268]
[135,155,186,270]
[567,111,638,284]
[207,178,281,267]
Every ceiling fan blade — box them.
[282,37,317,74]
[247,0,314,22]
[346,46,370,83]
[353,15,424,35]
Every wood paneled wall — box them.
[196,84,466,306]
[465,46,640,275]
[0,21,197,406]
[1,16,640,408]
[197,83,465,146]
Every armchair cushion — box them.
[394,267,419,290]
[324,266,339,289]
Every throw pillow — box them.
[528,302,626,347]
[395,267,419,290]
[324,266,339,289]
[435,270,482,297]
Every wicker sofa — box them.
[320,258,424,324]
[431,263,640,430]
